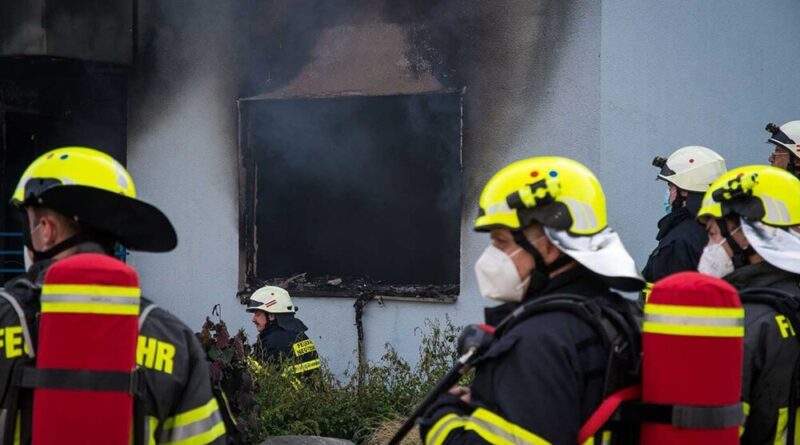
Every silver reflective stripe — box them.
[41,293,140,306]
[466,416,543,444]
[0,290,36,358]
[159,409,223,443]
[139,304,158,329]
[645,313,744,327]
[0,408,6,441]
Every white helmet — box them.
[653,146,727,192]
[766,121,800,160]
[246,286,297,314]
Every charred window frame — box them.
[238,91,463,302]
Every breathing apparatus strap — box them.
[512,231,573,296]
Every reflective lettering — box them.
[776,315,796,338]
[137,336,175,375]
[4,327,23,358]
[156,341,175,374]
[137,336,157,368]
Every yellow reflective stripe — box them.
[42,284,141,297]
[643,303,744,338]
[581,431,612,445]
[291,358,321,374]
[645,303,744,318]
[162,398,220,430]
[772,406,800,445]
[642,322,743,338]
[740,402,750,437]
[425,414,467,445]
[40,301,140,315]
[467,408,551,444]
[148,416,159,445]
[161,398,225,445]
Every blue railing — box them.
[0,232,25,276]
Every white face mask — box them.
[23,246,33,272]
[697,232,738,278]
[474,245,530,303]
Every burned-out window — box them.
[238,91,462,301]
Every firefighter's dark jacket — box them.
[255,316,320,379]
[0,259,226,445]
[724,261,800,445]
[642,207,707,283]
[419,266,638,445]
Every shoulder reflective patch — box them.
[137,336,176,374]
[292,339,316,356]
[0,326,30,358]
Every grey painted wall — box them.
[127,1,800,375]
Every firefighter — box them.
[246,285,320,382]
[696,165,800,444]
[765,120,800,180]
[642,146,726,284]
[418,156,645,444]
[0,147,226,444]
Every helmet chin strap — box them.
[718,220,756,268]
[24,225,91,263]
[512,231,573,298]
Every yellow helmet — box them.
[697,165,800,227]
[11,147,177,252]
[475,156,606,235]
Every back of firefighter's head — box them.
[696,165,800,278]
[765,121,800,178]
[653,146,726,215]
[10,147,177,267]
[473,157,607,302]
[246,286,297,332]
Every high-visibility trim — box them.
[293,339,316,356]
[645,303,743,318]
[40,301,140,315]
[464,408,552,445]
[41,284,141,315]
[425,414,467,445]
[643,304,744,338]
[645,314,744,327]
[740,402,750,437]
[772,406,800,445]
[642,322,744,338]
[581,431,611,445]
[160,398,225,445]
[290,359,321,374]
[147,416,159,445]
[42,284,141,297]
[425,409,551,445]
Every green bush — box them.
[198,314,465,445]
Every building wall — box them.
[127,0,800,375]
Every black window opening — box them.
[0,57,127,285]
[239,91,463,302]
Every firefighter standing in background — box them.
[696,165,800,444]
[642,146,726,284]
[247,286,320,382]
[765,120,800,180]
[0,147,226,444]
[418,157,645,444]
